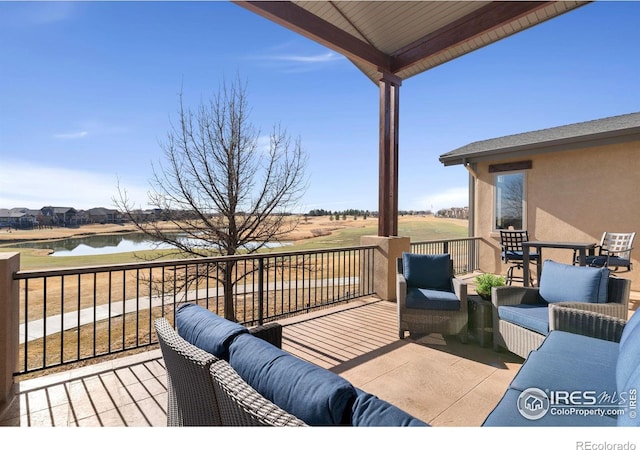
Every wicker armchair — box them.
[155,317,305,427]
[396,253,468,342]
[492,262,631,358]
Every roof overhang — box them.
[234,1,589,83]
[439,112,640,166]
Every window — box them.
[494,172,525,230]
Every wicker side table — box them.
[468,295,493,347]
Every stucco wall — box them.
[474,141,640,289]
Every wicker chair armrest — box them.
[548,300,628,321]
[491,286,542,308]
[549,302,627,342]
[453,277,468,313]
[396,272,407,308]
[249,322,283,349]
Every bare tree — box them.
[116,78,308,320]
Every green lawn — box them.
[3,218,468,270]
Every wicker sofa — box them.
[163,303,428,427]
[484,302,639,426]
[492,259,630,359]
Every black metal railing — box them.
[13,245,376,374]
[410,237,480,274]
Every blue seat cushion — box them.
[483,388,616,427]
[502,250,540,261]
[537,330,619,365]
[228,333,357,426]
[510,336,618,395]
[539,260,610,304]
[586,255,631,268]
[175,303,248,359]
[402,253,451,291]
[350,390,428,427]
[406,287,460,311]
[498,304,550,336]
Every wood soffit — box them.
[234,1,589,83]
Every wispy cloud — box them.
[53,131,89,140]
[248,44,346,73]
[2,2,78,27]
[0,160,149,210]
[266,52,344,64]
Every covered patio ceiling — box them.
[234,1,589,236]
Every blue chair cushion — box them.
[586,255,631,268]
[402,253,451,291]
[406,287,460,311]
[350,390,428,426]
[498,304,550,336]
[539,260,610,304]
[175,303,248,360]
[228,333,357,426]
[502,250,540,261]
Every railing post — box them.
[257,257,264,325]
[0,252,20,419]
[360,236,410,301]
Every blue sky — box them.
[1,1,639,213]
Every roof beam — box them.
[234,1,391,71]
[391,1,553,74]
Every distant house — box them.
[439,112,640,287]
[40,206,78,227]
[85,207,122,224]
[0,208,38,229]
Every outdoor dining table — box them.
[522,240,597,287]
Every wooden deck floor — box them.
[1,297,524,428]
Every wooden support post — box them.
[378,72,401,237]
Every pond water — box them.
[9,233,291,257]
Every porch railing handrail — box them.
[13,244,378,279]
[12,244,378,374]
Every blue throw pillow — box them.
[175,303,248,360]
[539,260,609,304]
[402,252,451,291]
[228,333,357,426]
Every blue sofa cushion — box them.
[537,330,619,365]
[406,287,460,311]
[498,304,550,336]
[228,332,357,426]
[351,390,428,427]
[402,253,451,291]
[509,340,618,396]
[175,303,248,360]
[539,260,609,304]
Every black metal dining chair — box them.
[499,230,539,285]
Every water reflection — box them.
[11,233,291,257]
